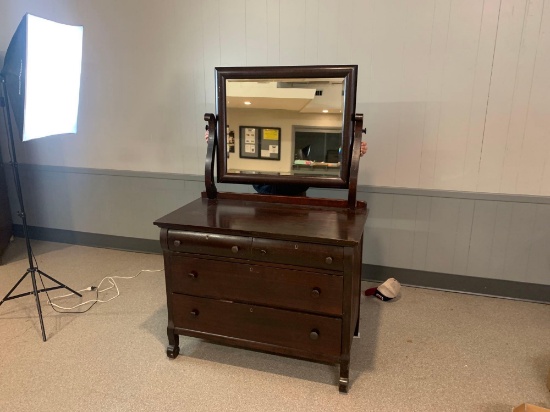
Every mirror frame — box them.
[215,65,358,189]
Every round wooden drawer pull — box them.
[188,272,198,279]
[231,245,239,253]
[311,288,321,298]
[173,240,181,247]
[325,257,333,264]
[310,329,320,340]
[190,310,199,317]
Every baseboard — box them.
[364,264,549,304]
[12,224,161,254]
[12,224,549,303]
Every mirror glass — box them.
[215,66,357,188]
[225,78,345,177]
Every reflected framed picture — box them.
[239,126,259,158]
[260,128,281,160]
[239,126,281,160]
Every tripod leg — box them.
[37,269,82,298]
[0,271,30,306]
[29,269,47,342]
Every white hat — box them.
[364,278,401,301]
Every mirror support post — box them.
[347,114,364,210]
[204,113,218,199]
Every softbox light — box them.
[1,13,83,142]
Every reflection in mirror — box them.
[225,78,345,177]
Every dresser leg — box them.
[338,361,350,393]
[166,329,180,359]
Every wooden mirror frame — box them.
[214,65,358,189]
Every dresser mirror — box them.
[214,65,358,189]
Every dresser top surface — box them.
[155,197,367,246]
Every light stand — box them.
[0,74,82,342]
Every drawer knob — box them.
[325,256,333,265]
[173,240,181,247]
[310,329,320,340]
[188,272,198,279]
[190,309,199,317]
[231,245,239,253]
[311,288,321,298]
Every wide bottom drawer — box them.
[172,294,342,358]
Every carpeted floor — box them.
[0,238,548,412]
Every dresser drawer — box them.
[170,256,343,316]
[251,238,344,271]
[172,294,342,357]
[167,230,251,259]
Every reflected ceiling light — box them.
[322,109,329,113]
[244,101,252,105]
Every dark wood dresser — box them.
[155,194,367,392]
[155,65,367,392]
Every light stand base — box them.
[0,267,83,341]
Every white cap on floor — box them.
[364,278,401,301]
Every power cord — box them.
[44,269,164,313]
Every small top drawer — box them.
[251,238,343,271]
[167,230,251,259]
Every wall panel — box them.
[1,1,549,296]
[1,0,548,197]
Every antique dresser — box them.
[154,65,367,392]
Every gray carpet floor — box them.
[0,238,548,412]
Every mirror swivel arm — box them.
[347,113,364,210]
[204,113,218,199]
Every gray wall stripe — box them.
[5,163,550,205]
[12,224,549,303]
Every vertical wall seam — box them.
[431,0,453,189]
[475,0,502,190]
[524,203,540,283]
[393,0,413,188]
[418,0,438,188]
[461,0,487,190]
[423,196,433,272]
[513,0,545,194]
[464,199,477,276]
[534,0,547,195]
[245,0,248,66]
[498,0,530,193]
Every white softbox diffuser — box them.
[2,14,83,142]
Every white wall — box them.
[1,0,549,196]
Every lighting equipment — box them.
[0,13,84,341]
